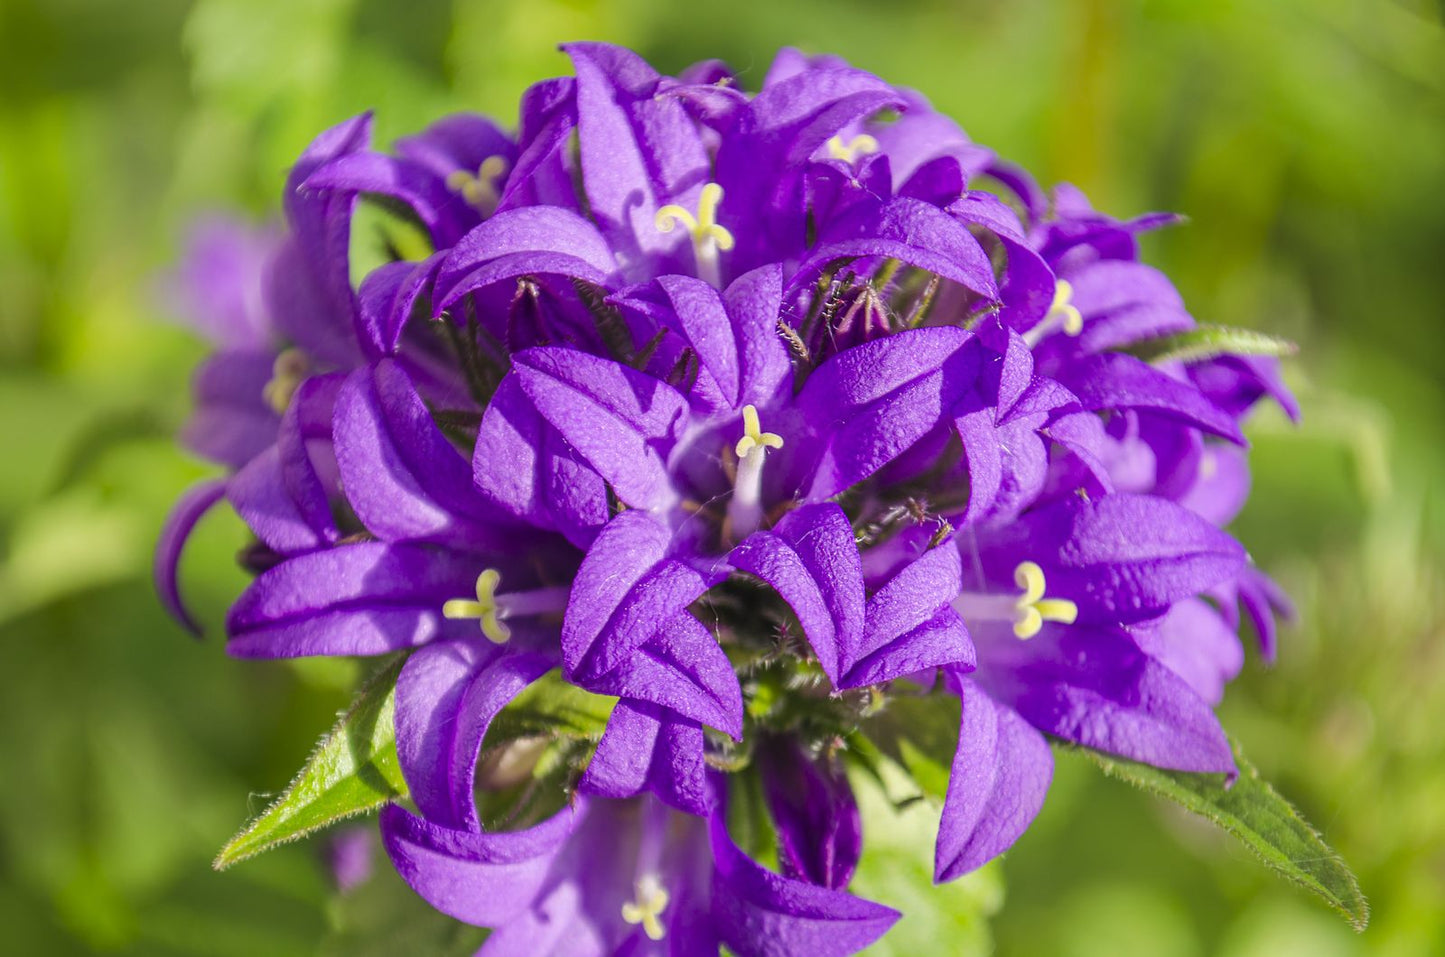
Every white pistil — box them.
[621,873,670,942]
[726,404,784,541]
[655,182,734,288]
[825,133,880,163]
[261,348,309,415]
[445,155,510,216]
[953,560,1078,640]
[1022,279,1085,348]
[442,569,569,644]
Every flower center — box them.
[261,348,310,415]
[621,873,670,941]
[442,569,570,644]
[825,133,880,164]
[655,182,734,288]
[1022,279,1084,348]
[953,560,1078,639]
[726,404,785,541]
[445,155,510,216]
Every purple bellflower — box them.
[160,42,1301,955]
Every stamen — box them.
[826,133,880,163]
[443,569,510,644]
[446,155,510,215]
[442,570,571,644]
[1011,561,1078,639]
[655,183,734,287]
[727,404,784,541]
[621,874,670,942]
[261,348,309,415]
[1022,279,1085,348]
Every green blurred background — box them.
[1,0,1442,953]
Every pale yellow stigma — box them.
[826,133,880,163]
[1047,279,1084,337]
[445,155,510,214]
[1012,561,1078,639]
[442,569,510,643]
[734,404,785,459]
[656,182,735,252]
[261,348,309,415]
[656,183,734,287]
[621,875,670,942]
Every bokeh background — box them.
[1,0,1442,953]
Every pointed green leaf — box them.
[1071,739,1368,930]
[1126,324,1298,365]
[215,657,408,870]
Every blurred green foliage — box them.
[1,0,1441,952]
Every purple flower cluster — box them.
[160,43,1296,955]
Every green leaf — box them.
[858,691,961,803]
[848,761,1002,957]
[487,669,616,741]
[215,657,408,870]
[1072,739,1368,930]
[1126,324,1298,365]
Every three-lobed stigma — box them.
[826,133,880,163]
[261,348,310,415]
[1012,560,1078,639]
[442,568,511,644]
[734,404,785,459]
[727,404,784,541]
[446,155,510,215]
[621,874,670,941]
[656,183,734,287]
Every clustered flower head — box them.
[160,43,1297,955]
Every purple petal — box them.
[226,542,477,658]
[724,264,793,407]
[334,360,513,552]
[438,207,619,306]
[978,623,1235,773]
[758,737,862,890]
[355,255,444,355]
[804,197,1000,301]
[263,233,365,369]
[302,151,464,247]
[1067,260,1195,353]
[380,802,578,927]
[979,493,1247,624]
[510,348,688,510]
[716,64,906,272]
[844,545,975,688]
[582,608,743,738]
[935,678,1053,880]
[285,114,371,335]
[564,42,710,270]
[154,478,228,635]
[1055,352,1246,444]
[163,216,276,350]
[496,77,580,213]
[395,640,556,829]
[709,814,899,956]
[181,350,280,468]
[729,502,863,684]
[610,274,741,412]
[227,374,341,555]
[793,326,978,499]
[562,510,723,682]
[580,700,711,816]
[1132,598,1244,706]
[472,376,609,545]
